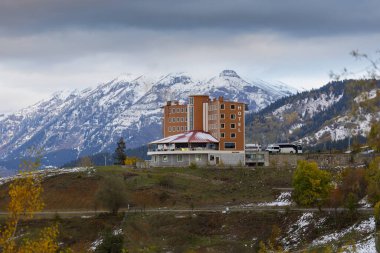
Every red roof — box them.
[150,131,219,144]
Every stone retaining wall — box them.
[269,153,377,169]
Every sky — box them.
[0,0,380,114]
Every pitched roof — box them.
[150,131,219,144]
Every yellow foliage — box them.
[0,151,70,252]
[18,224,59,253]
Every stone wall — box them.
[269,153,377,169]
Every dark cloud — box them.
[0,0,379,37]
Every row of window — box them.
[209,113,243,121]
[209,123,241,130]
[168,126,187,132]
[209,104,241,111]
[168,117,187,123]
[169,107,187,114]
[154,154,201,163]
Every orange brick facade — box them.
[162,95,245,151]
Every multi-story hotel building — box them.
[148,95,247,167]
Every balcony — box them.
[148,143,218,154]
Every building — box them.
[148,95,248,167]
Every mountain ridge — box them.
[0,70,297,169]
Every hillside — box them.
[0,70,297,170]
[0,166,377,252]
[246,79,380,148]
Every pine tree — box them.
[114,137,126,165]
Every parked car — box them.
[245,143,261,151]
[266,145,280,153]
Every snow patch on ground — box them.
[350,235,377,253]
[358,196,372,208]
[282,212,315,249]
[89,228,123,252]
[258,192,292,207]
[0,167,92,186]
[312,217,375,246]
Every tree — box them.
[114,137,127,165]
[368,121,380,152]
[292,160,333,208]
[0,150,70,252]
[96,176,127,215]
[78,156,94,167]
[366,157,380,204]
[374,201,380,225]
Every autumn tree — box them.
[0,149,70,252]
[368,121,380,152]
[366,157,380,204]
[292,160,333,208]
[78,156,94,167]
[114,137,127,165]
[374,201,380,225]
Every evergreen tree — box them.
[114,137,126,165]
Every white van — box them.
[265,144,280,153]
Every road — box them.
[0,205,374,219]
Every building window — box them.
[230,114,236,120]
[231,123,236,129]
[171,109,175,113]
[221,113,225,119]
[195,154,201,161]
[154,156,157,162]
[231,133,236,138]
[224,142,236,149]
[162,155,168,162]
[173,118,176,122]
[177,126,180,131]
[181,108,184,113]
[181,117,184,122]
[230,104,235,110]
[168,127,171,132]
[221,123,225,129]
[185,126,187,131]
[189,97,194,105]
[176,108,180,113]
[177,155,183,162]
[181,126,184,131]
[221,132,225,138]
[220,104,225,110]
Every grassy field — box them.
[0,165,294,211]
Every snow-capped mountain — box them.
[0,70,297,169]
[247,79,380,148]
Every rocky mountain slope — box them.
[0,70,296,169]
[246,79,380,149]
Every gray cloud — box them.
[0,0,379,114]
[0,0,379,37]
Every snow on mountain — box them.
[0,70,296,167]
[249,80,380,147]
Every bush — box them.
[158,176,175,189]
[292,160,332,207]
[189,162,198,170]
[96,176,127,215]
[95,229,124,253]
